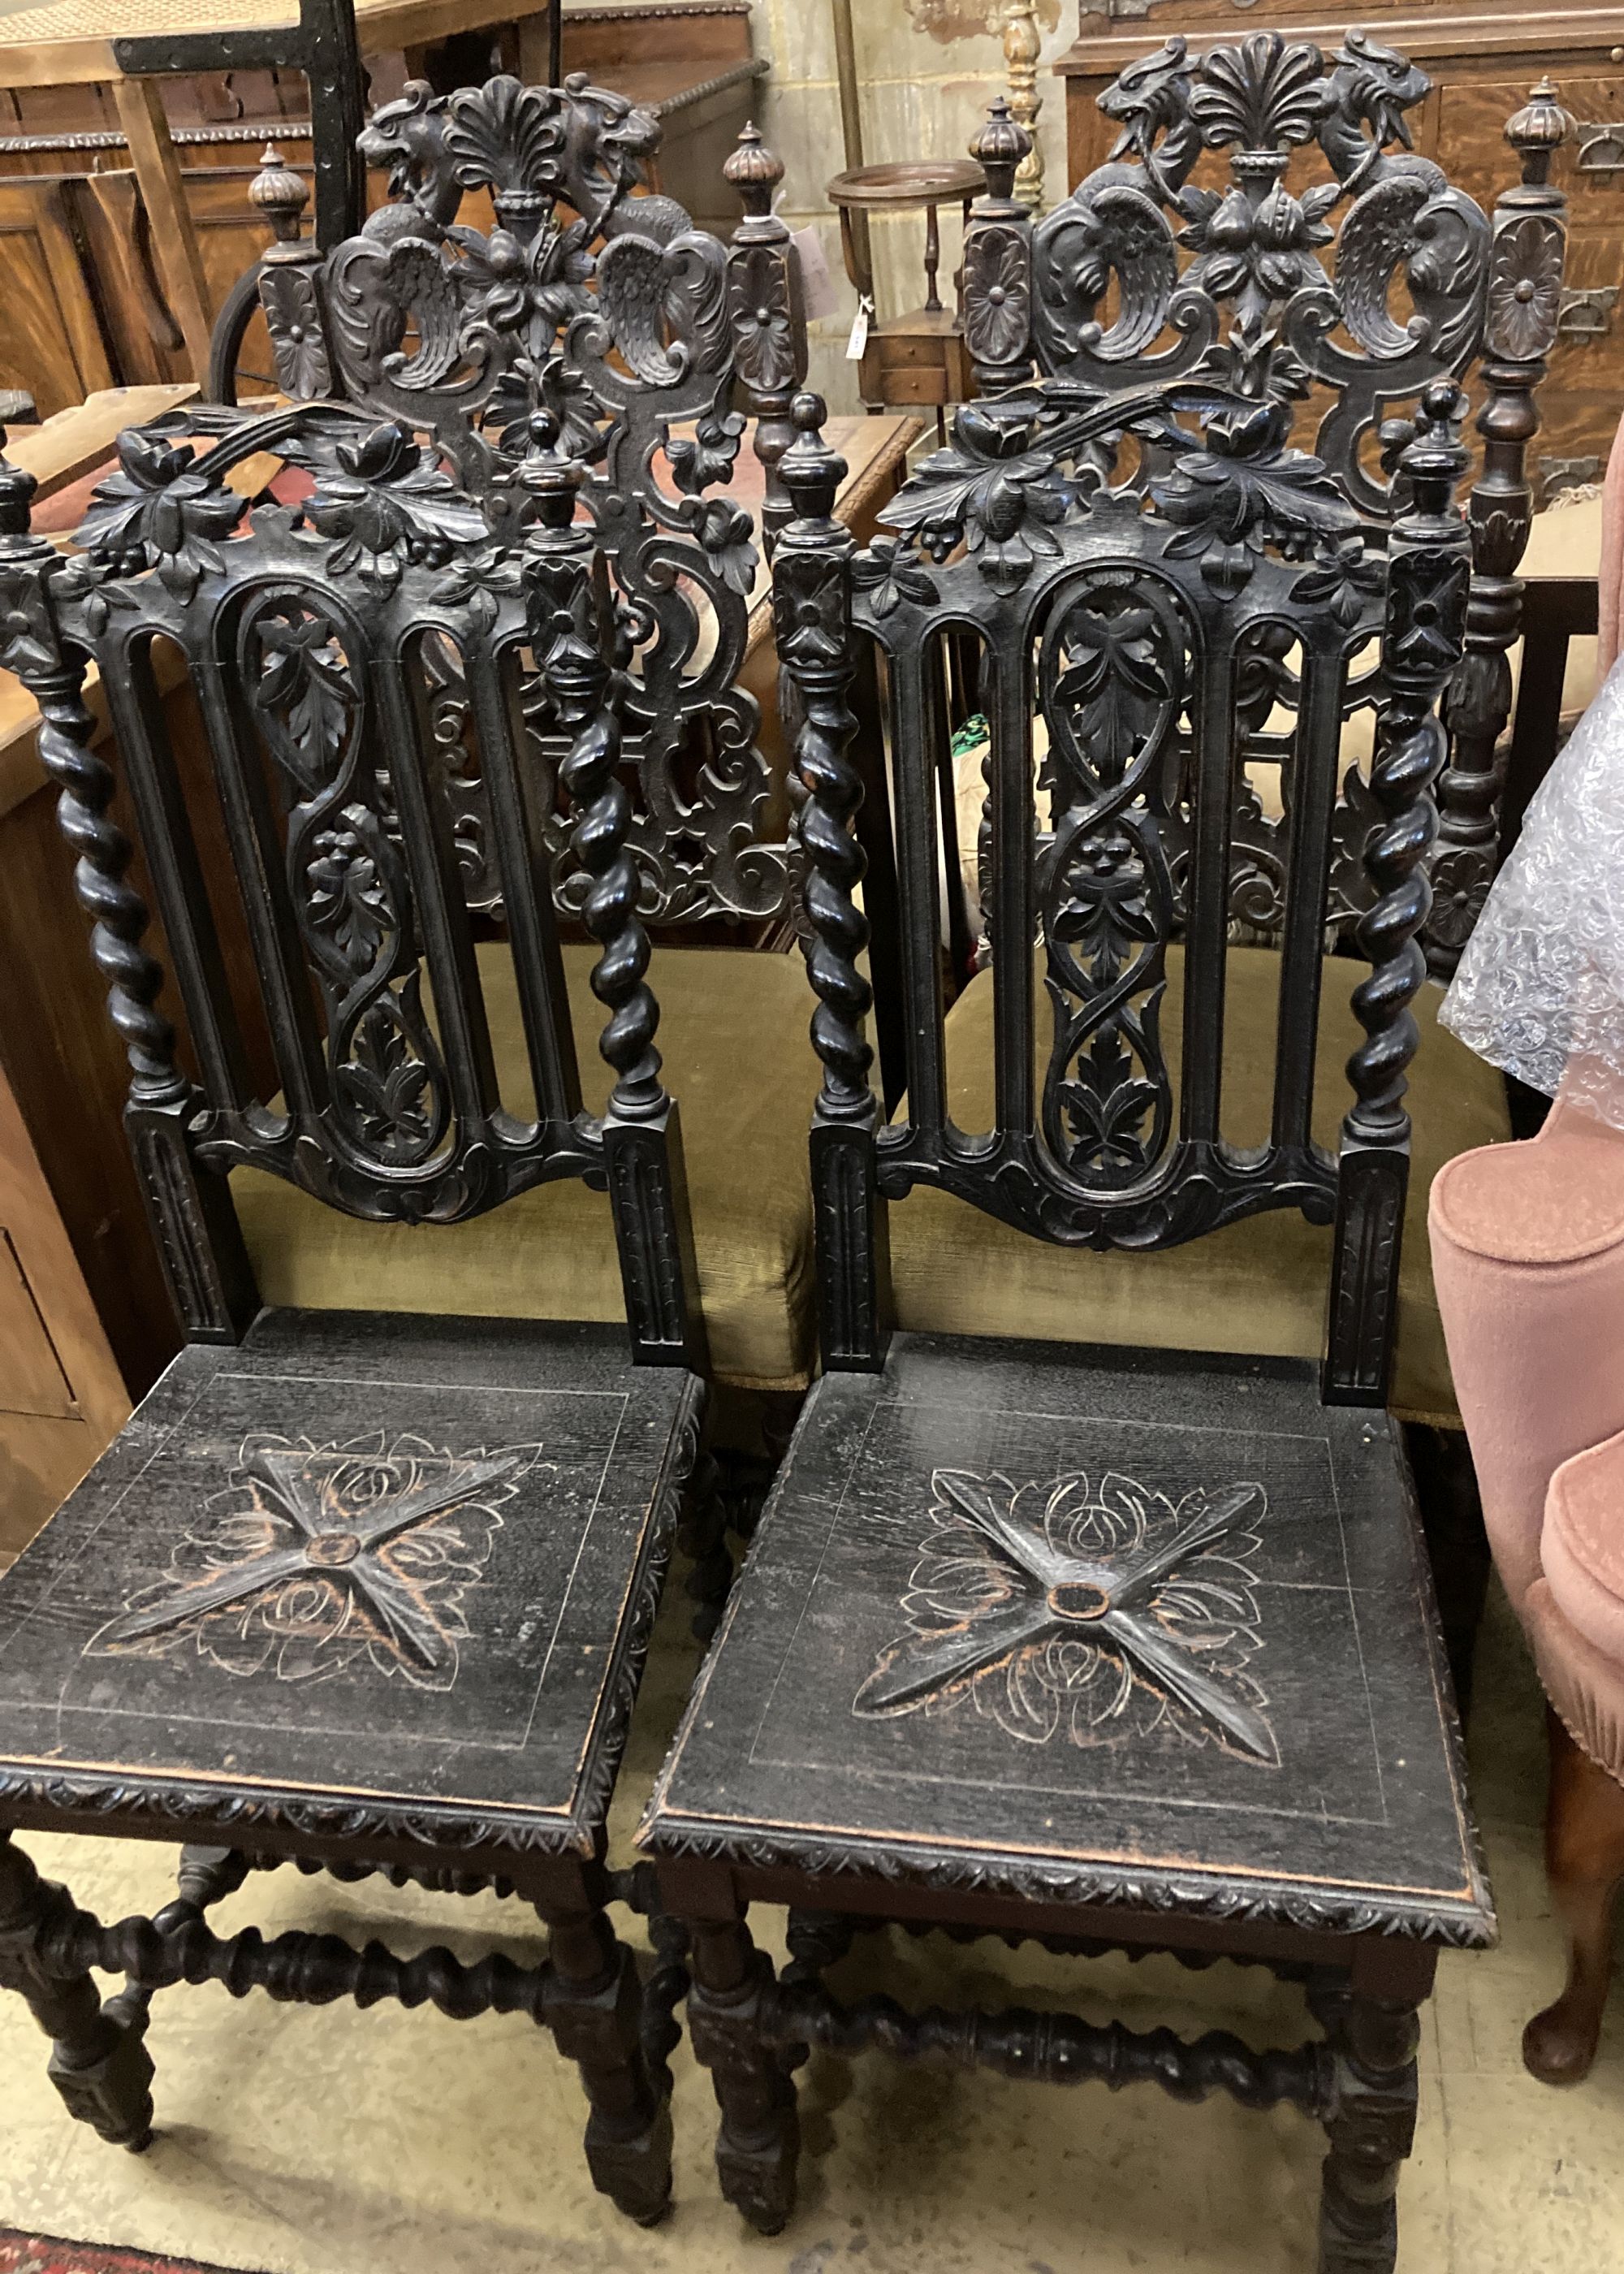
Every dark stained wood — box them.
[1060,10,1624,485]
[0,1308,698,1861]
[1523,1708,1624,2084]
[650,1337,1491,1944]
[0,76,736,2190]
[642,32,1526,2265]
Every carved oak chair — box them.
[0,394,706,2222]
[235,74,831,1423]
[637,35,1537,2265]
[885,46,1571,1485]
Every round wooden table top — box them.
[826,158,985,211]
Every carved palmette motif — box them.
[257,76,789,928]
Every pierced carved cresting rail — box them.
[252,76,808,931]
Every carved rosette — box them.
[964,97,1035,395]
[258,265,334,400]
[963,223,1033,374]
[1484,212,1566,361]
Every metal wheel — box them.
[205,261,281,406]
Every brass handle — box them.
[1540,454,1604,505]
[1557,284,1620,339]
[1576,122,1624,172]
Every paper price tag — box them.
[846,295,875,361]
[792,226,840,322]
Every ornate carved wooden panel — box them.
[0,391,702,1364]
[255,74,803,929]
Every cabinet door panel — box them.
[0,175,114,417]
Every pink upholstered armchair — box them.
[1431,1102,1624,2081]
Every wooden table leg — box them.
[113,78,216,386]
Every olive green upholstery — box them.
[889,945,1511,1426]
[234,943,823,1392]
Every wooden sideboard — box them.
[1057,2,1624,497]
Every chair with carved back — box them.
[878,45,1572,1530]
[0,392,706,2222]
[223,72,844,1438]
[635,35,1553,2267]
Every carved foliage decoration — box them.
[51,399,605,1226]
[86,1432,546,1691]
[300,74,780,927]
[1030,29,1490,506]
[1038,575,1185,1185]
[242,590,451,1172]
[857,1467,1278,1764]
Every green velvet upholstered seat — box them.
[888,945,1510,1427]
[234,944,823,1393]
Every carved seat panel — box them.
[0,1310,699,1858]
[645,1334,1490,1944]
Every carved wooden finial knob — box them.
[1506,77,1573,184]
[781,392,845,522]
[250,145,309,245]
[972,94,1032,203]
[724,121,784,217]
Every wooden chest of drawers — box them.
[1057,2,1624,499]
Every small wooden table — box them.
[826,158,984,415]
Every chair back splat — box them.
[0,398,702,1369]
[774,30,1574,1407]
[252,76,809,934]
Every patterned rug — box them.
[0,2235,266,2274]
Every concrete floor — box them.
[2,1577,1621,2274]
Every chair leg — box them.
[536,1876,672,2226]
[679,1447,732,1642]
[1524,1707,1624,2086]
[1312,1980,1419,2274]
[686,1913,800,2235]
[0,1831,154,2151]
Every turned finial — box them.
[1506,77,1574,186]
[780,393,845,525]
[250,145,309,245]
[971,95,1032,205]
[723,121,784,218]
